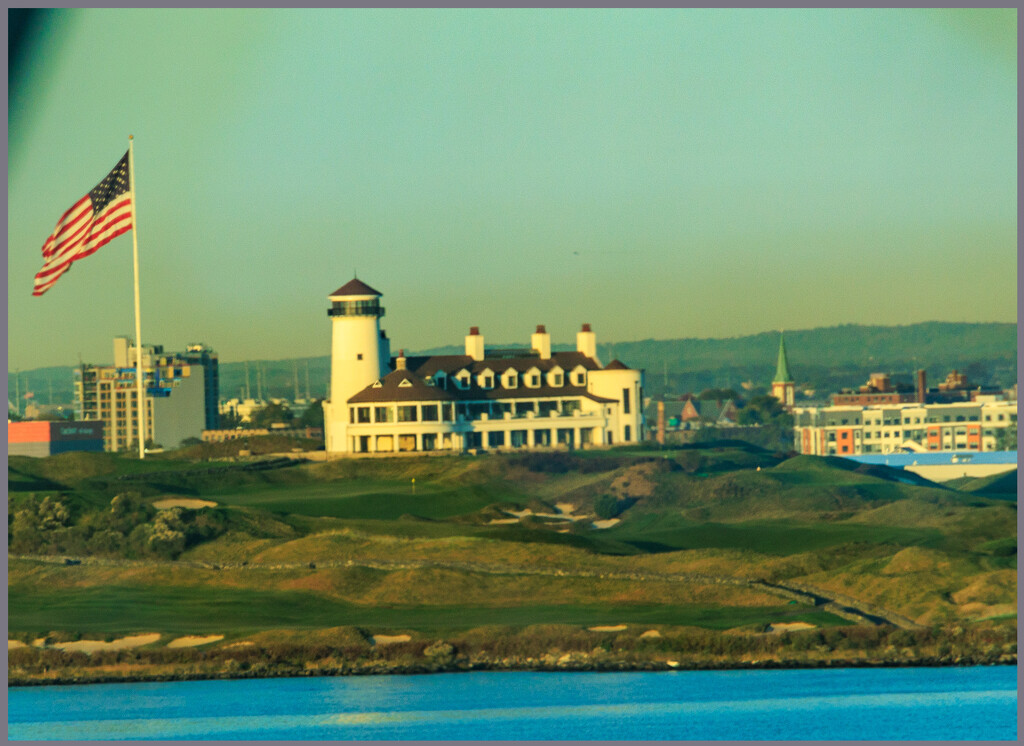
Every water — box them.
[8,666,1017,741]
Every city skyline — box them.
[8,8,1017,371]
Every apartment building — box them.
[74,337,219,452]
[793,396,1016,456]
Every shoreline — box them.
[9,654,1016,688]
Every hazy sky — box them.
[7,8,1017,370]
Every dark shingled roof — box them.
[604,359,628,370]
[345,351,621,405]
[347,369,456,404]
[404,351,604,379]
[329,278,382,297]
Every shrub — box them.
[593,494,624,520]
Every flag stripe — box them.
[33,216,133,286]
[40,196,91,258]
[32,152,132,296]
[47,195,131,261]
[33,218,132,287]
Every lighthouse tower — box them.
[322,278,390,453]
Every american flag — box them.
[32,151,133,296]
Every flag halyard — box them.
[33,151,133,296]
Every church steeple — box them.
[771,331,795,408]
[773,331,793,384]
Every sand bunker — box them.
[640,629,662,639]
[167,635,224,648]
[588,624,627,632]
[8,640,27,649]
[222,641,256,649]
[50,633,161,654]
[766,622,816,633]
[591,518,621,529]
[153,498,217,509]
[372,634,411,645]
[555,502,577,515]
[487,518,520,525]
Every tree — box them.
[995,423,1017,451]
[254,402,294,428]
[219,410,243,429]
[299,399,324,428]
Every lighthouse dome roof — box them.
[329,278,382,297]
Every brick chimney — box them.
[576,323,598,362]
[916,369,926,403]
[465,326,484,361]
[531,324,551,360]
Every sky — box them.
[7,8,1017,370]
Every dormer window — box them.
[482,376,493,388]
[455,370,471,390]
[525,367,541,388]
[504,372,518,389]
[546,366,564,387]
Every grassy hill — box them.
[8,442,1015,679]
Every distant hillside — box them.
[10,322,1016,407]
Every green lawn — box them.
[606,513,943,555]
[7,585,849,635]
[207,481,521,520]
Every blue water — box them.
[8,666,1017,741]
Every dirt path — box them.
[9,553,921,630]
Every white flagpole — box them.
[128,135,146,460]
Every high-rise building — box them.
[74,337,219,452]
[322,279,644,455]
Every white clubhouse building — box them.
[322,279,644,455]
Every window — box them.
[515,401,534,416]
[357,406,371,423]
[488,431,506,448]
[374,406,392,422]
[624,425,631,442]
[421,404,438,422]
[357,353,363,360]
[422,434,436,451]
[530,375,540,387]
[504,374,518,389]
[442,403,454,422]
[623,388,631,414]
[397,406,418,422]
[552,374,563,386]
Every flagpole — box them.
[128,135,146,460]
